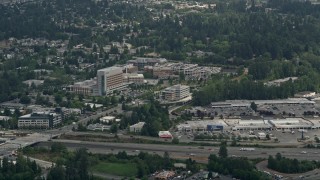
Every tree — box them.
[50,142,67,153]
[163,152,173,168]
[54,94,63,104]
[20,95,31,104]
[218,142,228,158]
[110,123,118,133]
[47,166,66,180]
[172,137,179,144]
[250,102,257,111]
[111,96,117,105]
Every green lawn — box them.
[91,162,138,177]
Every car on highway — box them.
[300,151,307,154]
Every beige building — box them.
[161,84,190,101]
[97,67,125,95]
[67,78,97,96]
[123,73,144,84]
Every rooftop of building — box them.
[130,122,145,128]
[97,66,122,72]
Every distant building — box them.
[161,84,190,101]
[67,78,97,96]
[23,80,44,87]
[264,77,298,87]
[87,123,110,131]
[153,66,174,79]
[118,64,138,73]
[129,122,145,133]
[18,112,62,129]
[0,116,10,121]
[97,67,126,95]
[294,91,316,98]
[127,57,167,70]
[155,171,175,180]
[123,73,144,84]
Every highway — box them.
[35,139,320,163]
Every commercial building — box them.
[158,131,173,139]
[129,122,145,133]
[100,116,116,124]
[18,112,62,129]
[268,118,313,130]
[87,123,110,131]
[153,65,174,79]
[161,84,190,101]
[67,78,97,96]
[177,120,226,133]
[97,67,126,95]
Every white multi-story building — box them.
[18,112,62,129]
[97,67,126,95]
[161,84,190,101]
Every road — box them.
[45,104,122,135]
[256,160,320,180]
[35,139,320,163]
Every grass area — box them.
[172,105,191,114]
[91,162,138,177]
[26,152,62,162]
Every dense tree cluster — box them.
[120,100,171,137]
[268,153,320,173]
[47,148,92,180]
[0,71,26,102]
[0,155,41,180]
[207,154,267,180]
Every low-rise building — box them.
[18,112,62,129]
[100,116,116,124]
[87,123,110,131]
[155,171,175,180]
[23,80,44,87]
[264,77,298,87]
[129,122,145,133]
[294,91,317,98]
[158,131,173,139]
[0,116,10,121]
[67,78,97,96]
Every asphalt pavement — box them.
[35,139,320,163]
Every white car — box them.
[300,151,307,154]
